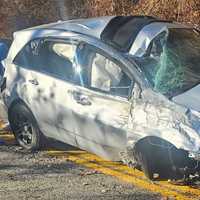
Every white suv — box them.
[2,16,200,180]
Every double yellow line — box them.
[48,150,200,200]
[0,130,200,200]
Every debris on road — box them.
[79,169,102,176]
[0,143,161,200]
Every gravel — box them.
[0,142,161,200]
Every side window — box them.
[14,39,42,70]
[40,41,77,82]
[148,32,167,60]
[76,44,132,97]
[14,39,78,83]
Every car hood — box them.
[172,84,200,112]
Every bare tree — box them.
[54,0,72,20]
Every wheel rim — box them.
[13,113,33,146]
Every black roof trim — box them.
[101,16,172,52]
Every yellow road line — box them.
[0,134,15,144]
[68,150,200,197]
[48,150,200,200]
[1,133,200,200]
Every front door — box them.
[69,43,134,159]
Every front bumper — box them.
[189,151,200,161]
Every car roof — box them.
[22,16,172,43]
[19,16,190,51]
[8,16,191,61]
[25,16,115,39]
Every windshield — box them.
[135,28,200,97]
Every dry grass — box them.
[72,0,200,28]
[0,0,200,38]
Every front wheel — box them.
[8,103,41,151]
[134,137,163,180]
[138,150,155,180]
[134,137,189,180]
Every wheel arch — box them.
[130,135,193,180]
[128,127,195,153]
[8,97,44,150]
[8,98,37,124]
[133,136,175,150]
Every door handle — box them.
[28,79,39,86]
[76,95,92,106]
[70,90,92,106]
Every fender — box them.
[127,89,200,154]
[8,98,38,127]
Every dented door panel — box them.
[69,86,131,151]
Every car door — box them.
[69,43,134,159]
[11,38,54,133]
[12,38,80,146]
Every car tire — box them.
[135,137,180,180]
[138,150,155,180]
[8,102,42,151]
[134,138,158,180]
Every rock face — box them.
[0,0,200,38]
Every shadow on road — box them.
[1,123,200,189]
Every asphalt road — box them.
[0,122,200,200]
[0,136,161,200]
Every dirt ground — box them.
[0,140,161,200]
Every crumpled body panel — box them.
[127,89,200,154]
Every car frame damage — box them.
[2,16,200,183]
[120,87,200,181]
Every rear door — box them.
[9,38,61,140]
[11,38,80,146]
[33,38,80,145]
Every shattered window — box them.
[138,29,200,97]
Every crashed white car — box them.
[1,16,200,180]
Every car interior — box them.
[39,41,75,81]
[75,43,132,97]
[15,39,132,97]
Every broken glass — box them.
[137,29,200,98]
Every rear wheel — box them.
[8,103,41,151]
